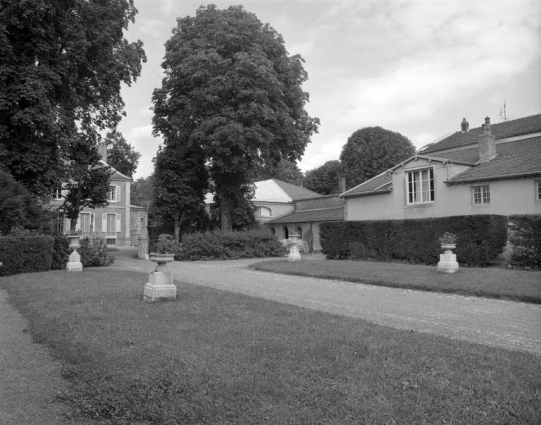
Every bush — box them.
[508,215,541,269]
[78,237,115,267]
[51,234,71,270]
[0,235,53,276]
[321,215,508,267]
[177,228,286,261]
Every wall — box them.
[253,201,294,223]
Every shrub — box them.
[150,234,183,255]
[0,235,53,276]
[51,234,71,270]
[508,215,541,269]
[177,228,286,261]
[321,215,508,267]
[78,237,115,267]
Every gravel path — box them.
[112,249,541,356]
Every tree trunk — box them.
[69,180,83,233]
[174,211,185,242]
[220,196,231,231]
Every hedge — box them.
[0,235,53,276]
[177,228,286,261]
[508,215,541,269]
[321,215,508,267]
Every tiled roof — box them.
[252,179,321,202]
[447,136,541,184]
[340,171,393,198]
[268,207,344,224]
[423,114,541,154]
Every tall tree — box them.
[152,5,319,230]
[252,159,304,186]
[340,127,415,189]
[0,0,146,196]
[303,160,343,195]
[104,131,141,178]
[153,142,208,242]
[132,175,155,211]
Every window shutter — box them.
[116,214,121,233]
[75,217,80,231]
[102,213,107,233]
[115,185,121,202]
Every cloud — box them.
[138,19,168,40]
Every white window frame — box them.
[406,167,435,205]
[536,180,541,202]
[102,213,121,237]
[472,185,490,205]
[76,212,92,233]
[256,206,272,218]
[107,185,121,203]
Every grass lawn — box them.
[249,259,541,304]
[1,269,540,424]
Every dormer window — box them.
[406,168,434,205]
[107,185,120,203]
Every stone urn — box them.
[437,243,459,274]
[149,252,175,269]
[144,252,177,302]
[66,235,83,272]
[288,233,302,262]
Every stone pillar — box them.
[437,244,459,274]
[288,233,301,262]
[143,254,177,301]
[138,235,149,260]
[66,236,83,272]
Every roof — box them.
[252,179,321,202]
[423,114,541,154]
[341,171,393,198]
[447,136,541,184]
[268,206,344,224]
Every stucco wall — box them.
[254,202,294,223]
[346,158,541,220]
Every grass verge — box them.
[249,259,541,304]
[1,269,540,424]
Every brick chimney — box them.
[478,116,496,163]
[98,143,107,163]
[460,118,469,133]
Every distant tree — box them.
[153,142,208,242]
[152,5,319,230]
[252,159,304,186]
[303,160,343,195]
[0,171,52,235]
[104,131,141,178]
[132,175,155,211]
[340,127,415,189]
[0,0,146,196]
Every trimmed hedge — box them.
[321,215,508,267]
[177,228,286,261]
[78,237,115,267]
[0,235,53,276]
[508,215,541,269]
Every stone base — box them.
[143,270,176,301]
[437,251,459,273]
[288,246,301,262]
[67,250,83,272]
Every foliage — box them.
[303,160,343,195]
[104,131,141,178]
[0,171,53,235]
[131,175,155,211]
[439,232,458,245]
[177,228,286,261]
[51,234,71,270]
[0,0,146,196]
[339,127,415,190]
[320,215,508,266]
[78,237,114,267]
[252,159,304,186]
[150,234,182,255]
[0,235,53,276]
[152,5,319,230]
[508,215,541,269]
[153,142,209,241]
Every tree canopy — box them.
[152,5,319,230]
[303,160,343,195]
[0,0,146,196]
[252,159,304,186]
[104,131,141,178]
[339,127,415,189]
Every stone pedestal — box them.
[437,245,459,274]
[138,235,149,260]
[288,233,301,262]
[66,236,83,272]
[143,256,177,301]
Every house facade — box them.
[341,114,541,221]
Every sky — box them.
[117,0,541,180]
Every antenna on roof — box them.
[499,100,507,121]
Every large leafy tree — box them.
[132,175,155,211]
[0,0,146,196]
[303,160,343,195]
[153,142,208,241]
[104,131,141,178]
[340,127,415,190]
[252,159,304,186]
[152,5,319,230]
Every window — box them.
[107,185,120,202]
[256,206,272,218]
[536,181,541,202]
[52,185,64,200]
[78,213,91,233]
[106,213,117,233]
[56,212,65,234]
[473,185,490,205]
[407,168,434,204]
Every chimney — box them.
[338,177,346,193]
[98,143,107,163]
[460,118,469,133]
[478,116,496,163]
